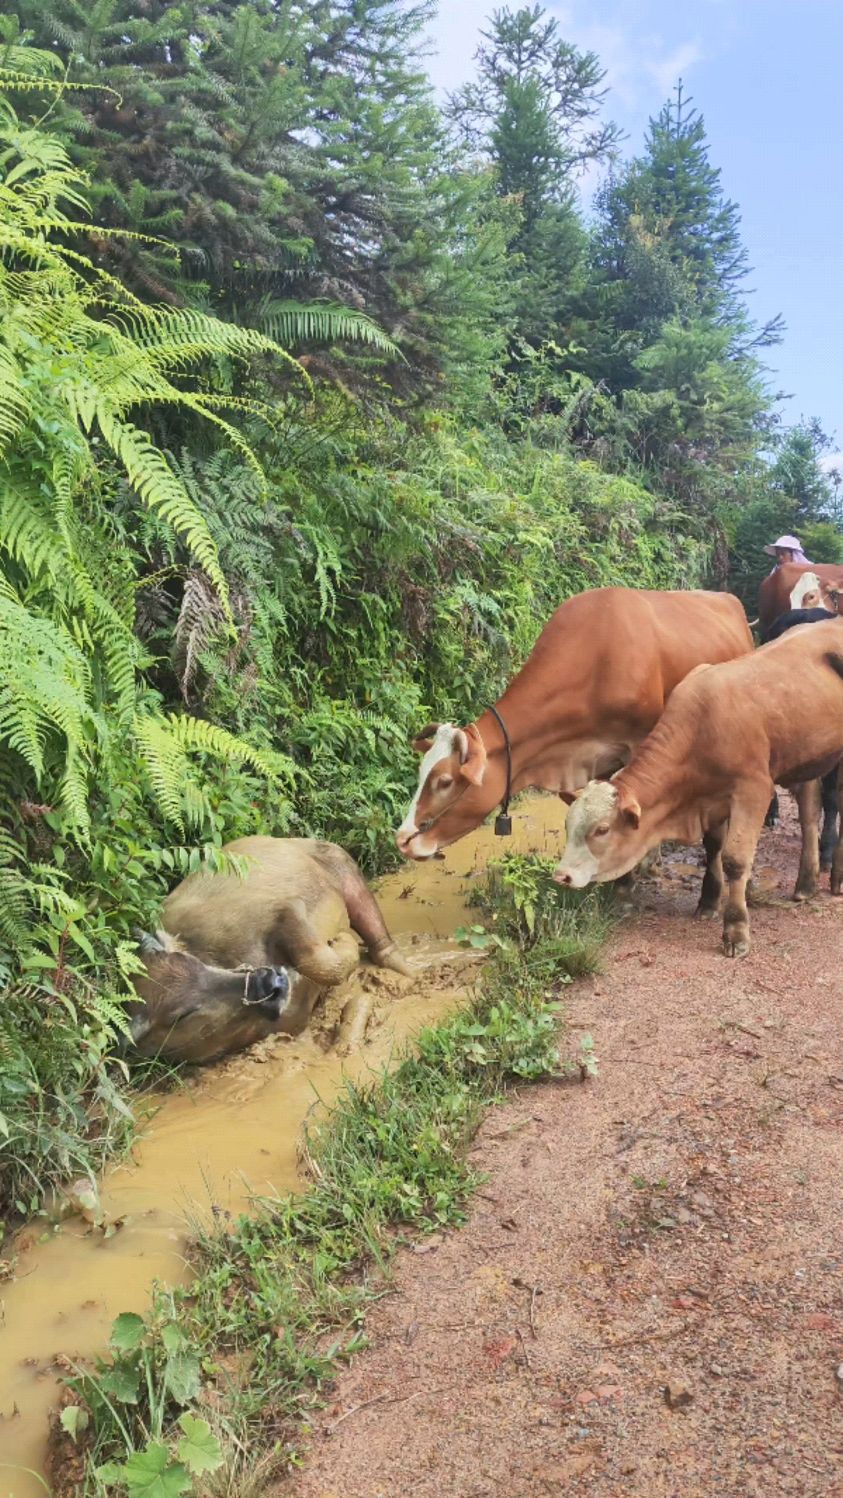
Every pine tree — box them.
[769,420,834,521]
[592,81,783,343]
[582,81,781,506]
[11,0,499,396]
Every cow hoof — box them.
[792,885,818,903]
[373,944,413,976]
[695,903,720,921]
[722,935,750,959]
[831,880,843,898]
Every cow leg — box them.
[792,780,822,900]
[820,767,839,872]
[612,869,637,911]
[721,792,769,958]
[764,793,779,829]
[832,772,843,896]
[305,842,411,975]
[271,899,361,986]
[696,821,726,919]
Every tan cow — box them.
[128,837,409,1063]
[759,561,843,637]
[396,588,753,861]
[553,620,843,957]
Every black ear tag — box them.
[494,813,512,837]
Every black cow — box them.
[763,606,840,865]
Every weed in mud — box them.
[54,857,607,1494]
[468,850,613,973]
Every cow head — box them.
[789,571,824,611]
[129,933,291,1065]
[553,778,647,888]
[396,722,490,859]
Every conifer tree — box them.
[12,0,501,396]
[583,81,781,505]
[449,4,619,349]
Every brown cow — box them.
[759,561,843,636]
[396,588,753,861]
[553,619,843,957]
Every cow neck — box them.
[480,680,590,793]
[615,711,706,845]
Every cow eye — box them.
[593,823,610,838]
[437,774,454,791]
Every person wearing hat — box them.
[764,533,810,569]
[761,529,814,835]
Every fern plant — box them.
[0,97,305,833]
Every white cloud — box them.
[646,41,704,99]
[821,452,843,474]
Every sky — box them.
[423,0,843,468]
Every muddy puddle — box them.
[0,794,567,1496]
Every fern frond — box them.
[93,411,231,610]
[163,712,295,783]
[0,343,29,449]
[173,571,226,701]
[256,299,401,357]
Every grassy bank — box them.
[0,412,706,1229]
[50,857,611,1496]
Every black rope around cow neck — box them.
[487,704,513,837]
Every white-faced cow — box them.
[759,561,843,638]
[553,619,843,958]
[396,587,753,862]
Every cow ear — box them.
[410,723,439,754]
[135,929,165,956]
[455,724,487,786]
[616,787,641,829]
[559,789,582,806]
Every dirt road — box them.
[284,805,843,1497]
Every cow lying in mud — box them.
[553,620,843,958]
[396,587,753,866]
[128,837,410,1064]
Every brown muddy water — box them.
[0,795,567,1496]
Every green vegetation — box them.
[0,0,840,1241]
[54,858,606,1492]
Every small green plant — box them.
[470,851,614,971]
[454,922,508,950]
[63,1310,224,1493]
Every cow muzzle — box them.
[243,966,290,1017]
[395,827,444,861]
[552,863,591,889]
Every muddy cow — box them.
[397,588,753,861]
[553,620,843,958]
[759,562,843,637]
[128,837,409,1063]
